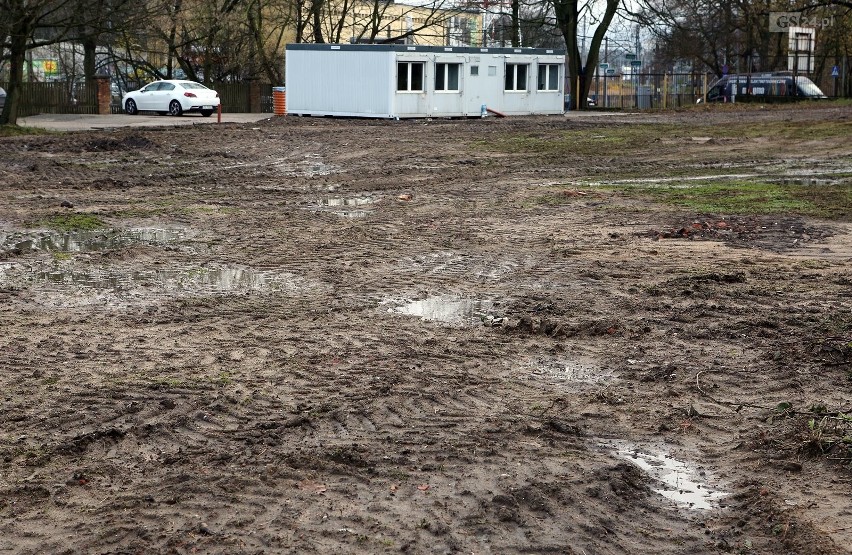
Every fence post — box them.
[663,73,668,110]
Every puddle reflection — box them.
[606,441,728,510]
[391,296,495,324]
[1,228,185,254]
[317,196,374,218]
[534,357,613,384]
[31,265,297,294]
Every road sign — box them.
[606,68,616,75]
[630,60,642,68]
[832,65,840,77]
[625,53,637,61]
[599,63,609,70]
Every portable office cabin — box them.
[285,43,566,118]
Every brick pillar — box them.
[94,75,111,114]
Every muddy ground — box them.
[0,105,850,555]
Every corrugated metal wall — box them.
[286,49,394,117]
[285,45,566,118]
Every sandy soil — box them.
[0,105,850,554]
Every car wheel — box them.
[200,110,213,117]
[169,100,183,117]
[125,99,138,115]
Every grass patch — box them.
[603,178,852,219]
[38,214,107,231]
[0,124,54,137]
[471,119,851,156]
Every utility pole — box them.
[635,26,640,108]
[604,37,608,108]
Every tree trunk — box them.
[554,0,620,110]
[83,37,97,79]
[312,0,325,43]
[511,0,520,47]
[0,26,31,125]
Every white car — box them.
[123,80,220,117]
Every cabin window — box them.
[505,63,528,91]
[435,63,461,91]
[537,64,559,91]
[397,62,424,92]
[470,65,479,76]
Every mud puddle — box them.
[273,154,341,177]
[530,356,614,385]
[0,228,186,254]
[604,441,728,510]
[317,195,375,218]
[388,295,497,325]
[5,263,307,298]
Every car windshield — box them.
[181,83,209,90]
[796,78,825,97]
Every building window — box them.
[397,62,424,92]
[505,63,528,91]
[537,64,559,91]
[470,65,479,76]
[435,63,461,91]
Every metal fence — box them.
[585,73,712,109]
[584,71,845,109]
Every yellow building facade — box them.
[302,0,481,47]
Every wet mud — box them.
[0,105,850,554]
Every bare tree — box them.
[639,0,851,92]
[0,0,97,124]
[297,0,464,45]
[553,0,622,109]
[244,0,293,84]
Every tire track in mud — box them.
[1,113,849,554]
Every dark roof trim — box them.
[286,43,566,55]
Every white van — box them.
[701,72,827,103]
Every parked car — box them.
[0,87,6,112]
[698,72,827,103]
[123,80,220,117]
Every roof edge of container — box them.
[286,43,566,55]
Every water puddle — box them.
[605,441,727,510]
[570,174,758,189]
[273,154,340,177]
[532,356,613,384]
[319,196,375,218]
[0,228,185,254]
[389,296,496,325]
[19,264,303,295]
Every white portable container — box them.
[285,43,566,118]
